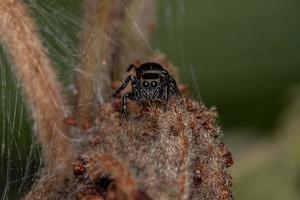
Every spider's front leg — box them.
[111,75,133,97]
[121,92,135,120]
[168,76,181,98]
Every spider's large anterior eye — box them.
[143,81,149,87]
[151,81,157,87]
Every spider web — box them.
[0,0,80,199]
[0,46,42,199]
[0,0,195,199]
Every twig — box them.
[0,0,72,170]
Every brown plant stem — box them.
[76,0,154,126]
[0,0,72,169]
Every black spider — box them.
[112,62,180,119]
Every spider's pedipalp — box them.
[152,87,161,102]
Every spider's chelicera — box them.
[112,62,180,119]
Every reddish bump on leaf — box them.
[73,159,86,179]
[112,99,122,111]
[64,117,77,126]
[84,120,92,130]
[90,135,102,146]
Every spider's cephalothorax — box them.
[112,62,180,119]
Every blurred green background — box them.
[155,0,300,131]
[1,0,300,199]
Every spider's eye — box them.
[151,81,157,87]
[143,81,149,87]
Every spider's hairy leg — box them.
[165,85,170,102]
[169,76,181,98]
[112,75,134,98]
[133,86,142,106]
[121,92,135,120]
[127,64,137,72]
[163,84,170,110]
[154,84,170,111]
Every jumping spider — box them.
[112,62,180,119]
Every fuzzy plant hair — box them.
[0,0,233,199]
